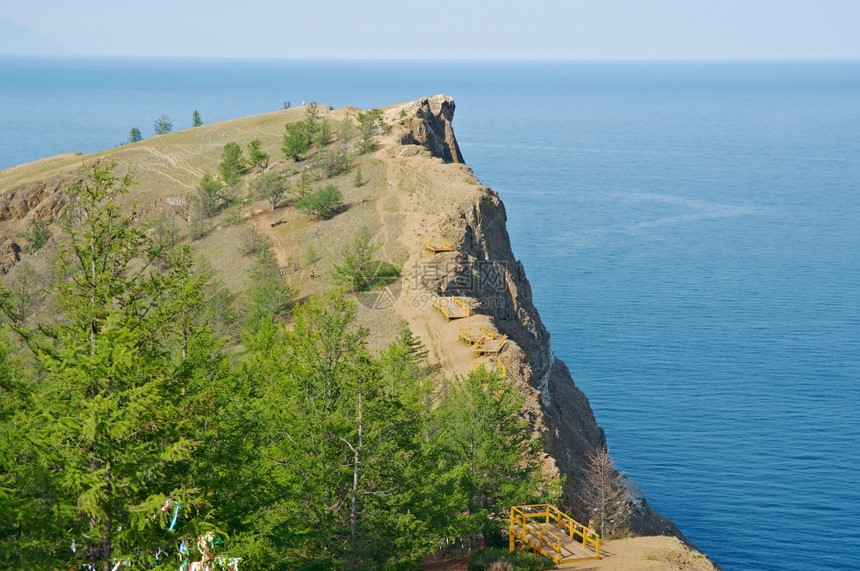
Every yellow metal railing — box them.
[509,504,600,564]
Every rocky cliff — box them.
[381,95,684,537]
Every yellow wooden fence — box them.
[509,504,600,564]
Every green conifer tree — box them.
[430,367,556,545]
[1,163,223,570]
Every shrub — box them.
[21,219,50,252]
[467,548,554,571]
[295,183,343,219]
[321,148,352,177]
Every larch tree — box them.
[282,121,309,162]
[218,141,248,187]
[243,295,436,567]
[153,115,173,135]
[429,367,556,545]
[580,446,632,540]
[0,162,223,570]
[247,139,269,170]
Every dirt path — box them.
[556,536,717,571]
[377,148,489,378]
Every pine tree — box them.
[0,326,58,568]
[243,295,436,567]
[153,115,173,135]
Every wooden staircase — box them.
[509,504,600,564]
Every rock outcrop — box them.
[399,96,464,164]
[0,170,74,272]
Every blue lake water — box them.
[2,57,859,570]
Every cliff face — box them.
[387,95,683,536]
[0,170,73,273]
[399,97,464,164]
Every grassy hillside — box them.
[1,103,409,350]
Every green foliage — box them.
[295,183,343,219]
[357,108,385,154]
[313,117,333,148]
[321,147,352,178]
[1,261,46,323]
[242,294,437,567]
[282,121,310,161]
[303,102,322,145]
[196,171,233,218]
[295,169,322,196]
[0,162,225,568]
[429,367,554,543]
[332,227,400,292]
[353,166,364,187]
[188,197,209,240]
[247,139,269,170]
[253,171,290,210]
[0,162,562,570]
[219,141,249,186]
[20,218,50,252]
[243,248,296,331]
[128,126,142,143]
[192,110,203,127]
[338,116,354,145]
[467,548,555,571]
[153,115,173,135]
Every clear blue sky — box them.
[2,0,859,60]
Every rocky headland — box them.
[0,94,716,569]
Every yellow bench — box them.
[425,239,454,253]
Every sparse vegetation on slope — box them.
[0,110,556,570]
